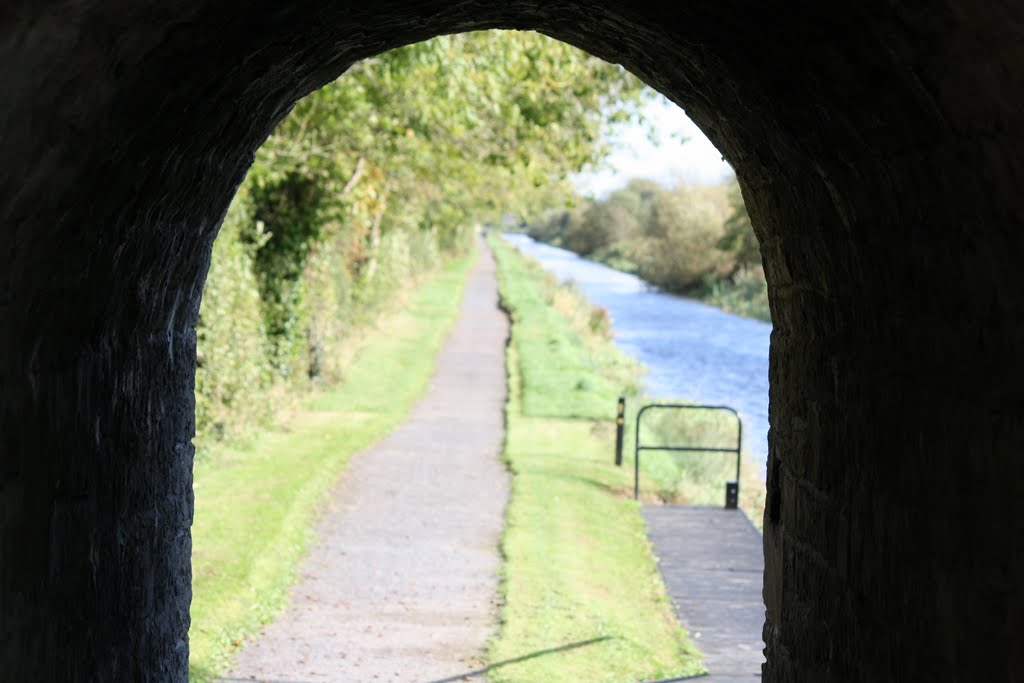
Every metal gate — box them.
[632,403,743,508]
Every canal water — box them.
[502,233,771,470]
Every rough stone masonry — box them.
[1,2,1022,680]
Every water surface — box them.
[503,233,771,469]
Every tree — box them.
[197,30,656,403]
[564,201,638,254]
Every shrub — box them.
[195,190,273,449]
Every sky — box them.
[572,95,735,198]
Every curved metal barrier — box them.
[632,403,743,507]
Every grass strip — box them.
[487,236,704,682]
[493,237,642,419]
[495,235,766,520]
[188,252,475,682]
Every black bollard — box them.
[614,396,625,466]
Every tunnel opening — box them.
[188,30,738,680]
[2,3,1023,681]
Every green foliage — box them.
[632,183,733,289]
[528,175,772,321]
[301,228,356,382]
[694,266,771,321]
[195,190,272,450]
[194,30,653,446]
[246,171,327,378]
[566,201,638,255]
[256,31,652,247]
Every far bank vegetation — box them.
[526,177,770,321]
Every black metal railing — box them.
[632,403,743,508]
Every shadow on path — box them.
[423,637,613,682]
[215,637,612,683]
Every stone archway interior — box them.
[2,2,1022,680]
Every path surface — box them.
[224,245,510,683]
[642,507,765,682]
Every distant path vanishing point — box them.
[224,243,510,683]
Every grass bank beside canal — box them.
[487,236,704,681]
[188,253,474,682]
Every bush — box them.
[302,225,356,382]
[588,306,613,339]
[195,190,273,449]
[633,184,732,291]
[563,202,637,255]
[526,176,771,321]
[246,171,328,380]
[695,266,770,321]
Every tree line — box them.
[526,176,770,321]
[194,31,651,449]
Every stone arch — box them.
[2,2,1022,680]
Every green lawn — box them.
[487,236,705,681]
[188,252,474,682]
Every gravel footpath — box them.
[223,244,510,683]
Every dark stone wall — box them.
[1,2,1021,680]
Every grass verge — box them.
[493,235,765,519]
[188,251,475,682]
[487,236,704,681]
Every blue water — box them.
[503,233,771,469]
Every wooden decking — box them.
[642,506,765,682]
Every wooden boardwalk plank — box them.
[642,506,765,682]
